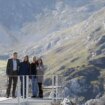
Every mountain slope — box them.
[29,7,105,102]
[35,7,105,71]
[0,25,18,53]
[18,0,105,42]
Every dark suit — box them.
[6,58,20,97]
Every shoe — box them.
[12,96,16,98]
[39,96,43,98]
[24,96,26,98]
[31,96,36,98]
[6,96,9,98]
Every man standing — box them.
[6,52,20,98]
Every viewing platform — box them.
[0,75,64,105]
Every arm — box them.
[42,65,45,74]
[6,59,10,75]
[18,62,22,75]
[39,65,45,75]
[30,63,32,75]
[28,63,32,79]
[28,63,31,75]
[27,63,31,75]
[17,59,20,75]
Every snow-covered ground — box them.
[0,97,52,105]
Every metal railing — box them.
[0,75,64,104]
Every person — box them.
[37,58,45,98]
[30,56,39,98]
[19,55,30,98]
[6,52,20,98]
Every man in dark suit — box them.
[6,52,20,98]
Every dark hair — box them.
[24,55,29,63]
[13,52,17,55]
[37,58,43,66]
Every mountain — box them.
[6,0,105,56]
[0,0,105,48]
[0,25,19,53]
[0,0,55,30]
[0,0,105,104]
[23,7,105,103]
[16,6,105,104]
[18,0,105,43]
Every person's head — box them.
[37,58,43,65]
[13,52,18,59]
[24,55,29,62]
[33,56,36,62]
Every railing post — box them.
[26,75,29,101]
[17,76,20,105]
[52,75,54,87]
[52,75,55,101]
[23,76,25,99]
[56,75,59,101]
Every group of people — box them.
[6,52,44,98]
